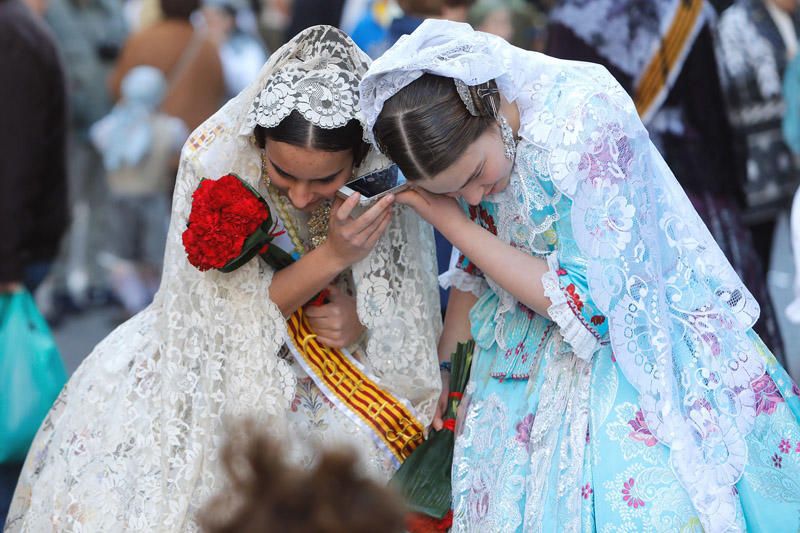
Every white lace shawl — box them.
[7,26,441,533]
[360,20,764,533]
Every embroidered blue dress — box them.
[359,18,800,533]
[447,140,800,533]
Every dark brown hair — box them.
[255,110,368,167]
[160,0,199,19]
[199,427,406,533]
[373,74,499,181]
[396,0,444,16]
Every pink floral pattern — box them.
[627,409,658,447]
[581,483,593,500]
[780,438,792,454]
[753,374,785,416]
[621,478,645,508]
[515,414,535,450]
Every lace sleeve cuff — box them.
[541,253,600,362]
[439,268,487,297]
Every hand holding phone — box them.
[323,192,395,268]
[337,165,408,205]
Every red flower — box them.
[182,175,269,271]
[406,510,453,533]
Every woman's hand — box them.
[395,187,465,232]
[431,371,450,431]
[322,193,394,269]
[305,285,366,349]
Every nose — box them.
[461,186,483,207]
[288,182,314,210]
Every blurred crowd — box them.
[4,0,800,404]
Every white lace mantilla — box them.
[6,26,441,533]
[360,19,766,532]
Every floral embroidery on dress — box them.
[780,438,792,454]
[581,483,593,500]
[290,377,335,431]
[566,284,584,311]
[772,453,783,469]
[753,373,786,416]
[515,414,535,450]
[621,478,645,509]
[627,410,658,447]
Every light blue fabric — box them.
[784,49,800,155]
[89,65,167,171]
[451,140,800,532]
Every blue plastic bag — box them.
[0,290,66,463]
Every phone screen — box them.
[346,165,407,198]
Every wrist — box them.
[318,241,351,273]
[439,360,452,373]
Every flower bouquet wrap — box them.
[392,340,475,531]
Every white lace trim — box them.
[541,253,599,363]
[439,267,487,297]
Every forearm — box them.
[439,219,551,317]
[438,288,478,363]
[268,242,347,317]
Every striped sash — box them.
[284,307,425,467]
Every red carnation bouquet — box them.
[182,174,295,274]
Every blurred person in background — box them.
[199,426,406,533]
[441,0,473,21]
[716,0,800,277]
[260,0,291,52]
[344,0,397,58]
[546,0,787,361]
[202,0,269,98]
[0,0,68,523]
[39,0,126,315]
[284,0,345,41]
[90,66,188,318]
[469,0,515,42]
[110,0,225,132]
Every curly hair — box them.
[199,427,407,533]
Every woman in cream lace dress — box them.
[6,26,441,532]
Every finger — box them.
[304,305,331,319]
[334,192,360,222]
[309,326,341,339]
[347,194,394,233]
[316,335,344,349]
[308,316,340,331]
[432,412,444,431]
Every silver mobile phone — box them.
[337,165,408,205]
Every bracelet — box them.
[439,361,452,373]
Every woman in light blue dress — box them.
[360,20,800,532]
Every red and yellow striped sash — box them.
[634,0,704,120]
[286,308,425,464]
